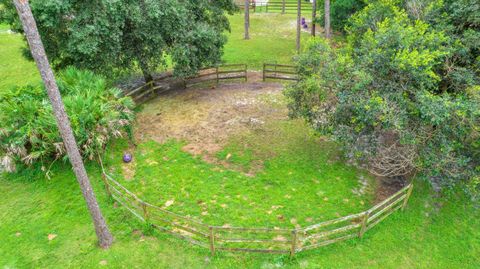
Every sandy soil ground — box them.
[134,72,288,160]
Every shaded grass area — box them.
[0,29,40,92]
[104,119,375,228]
[1,165,479,268]
[223,13,311,69]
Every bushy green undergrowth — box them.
[105,119,374,228]
[0,68,134,174]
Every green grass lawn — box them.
[1,164,479,268]
[0,25,40,92]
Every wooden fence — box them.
[101,170,413,256]
[253,1,313,14]
[186,64,248,87]
[263,63,299,81]
[124,64,247,103]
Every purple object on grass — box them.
[123,153,133,163]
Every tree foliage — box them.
[287,0,480,197]
[315,0,366,32]
[0,68,134,175]
[0,0,237,81]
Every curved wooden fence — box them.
[124,64,247,103]
[101,170,413,256]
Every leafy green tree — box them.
[314,0,366,32]
[403,0,480,92]
[287,1,479,197]
[0,0,236,82]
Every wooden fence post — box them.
[147,81,155,98]
[141,202,149,222]
[263,63,266,81]
[244,64,248,82]
[290,229,297,257]
[359,211,370,238]
[101,173,112,198]
[209,226,216,255]
[402,184,414,211]
[216,66,219,85]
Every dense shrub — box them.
[287,0,480,197]
[0,68,134,174]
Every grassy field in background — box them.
[223,13,312,69]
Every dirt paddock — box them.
[133,77,399,200]
[135,76,287,157]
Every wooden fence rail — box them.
[101,169,413,257]
[253,1,313,14]
[263,63,299,81]
[124,64,248,103]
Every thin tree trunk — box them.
[324,0,331,39]
[296,0,301,52]
[312,0,317,36]
[139,59,154,84]
[244,0,250,40]
[13,0,114,249]
[282,0,286,14]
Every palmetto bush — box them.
[0,67,134,174]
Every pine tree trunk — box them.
[296,0,301,52]
[324,0,331,39]
[312,0,317,36]
[244,0,250,40]
[13,0,114,249]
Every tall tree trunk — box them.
[312,0,317,36]
[13,0,114,249]
[244,0,250,40]
[138,57,153,84]
[296,0,301,52]
[324,0,331,39]
[282,0,286,14]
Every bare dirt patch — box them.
[134,77,288,164]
